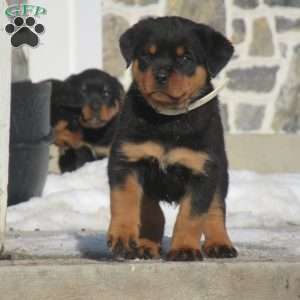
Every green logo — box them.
[5,4,46,47]
[5,4,47,18]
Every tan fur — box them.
[121,141,164,162]
[121,142,208,175]
[148,44,157,55]
[108,174,142,249]
[170,194,204,251]
[100,102,120,122]
[132,60,208,110]
[176,46,185,57]
[138,238,161,258]
[82,104,94,121]
[93,145,110,157]
[166,66,207,100]
[167,148,209,175]
[203,193,233,252]
[53,120,82,148]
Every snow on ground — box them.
[5,227,300,259]
[5,159,300,257]
[7,159,300,233]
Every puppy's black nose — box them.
[155,70,169,85]
[90,102,101,113]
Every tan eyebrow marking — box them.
[176,46,185,57]
[148,44,157,55]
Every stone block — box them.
[166,0,226,34]
[232,19,246,44]
[235,103,265,131]
[103,14,129,78]
[249,17,274,57]
[276,17,300,33]
[234,0,259,9]
[227,66,279,93]
[272,45,300,133]
[265,0,300,7]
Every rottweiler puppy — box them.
[50,69,124,172]
[107,17,238,261]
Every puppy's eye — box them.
[180,54,192,63]
[141,52,154,60]
[103,90,110,97]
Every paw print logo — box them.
[5,16,45,47]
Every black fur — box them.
[59,146,95,173]
[108,17,237,260]
[119,16,233,77]
[109,16,233,212]
[109,84,228,213]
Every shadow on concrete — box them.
[75,231,172,261]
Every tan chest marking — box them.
[121,142,209,175]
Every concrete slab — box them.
[1,228,300,300]
[0,259,299,300]
[3,227,300,261]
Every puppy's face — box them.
[120,17,233,111]
[132,41,208,110]
[68,70,124,129]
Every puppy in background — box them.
[50,69,124,173]
[107,17,237,261]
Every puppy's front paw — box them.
[203,243,238,258]
[107,225,139,260]
[166,247,203,261]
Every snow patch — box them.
[7,159,300,235]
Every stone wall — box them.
[102,0,300,133]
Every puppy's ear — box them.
[119,26,138,68]
[194,24,234,77]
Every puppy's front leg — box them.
[202,193,238,258]
[107,173,142,259]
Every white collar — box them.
[154,79,228,116]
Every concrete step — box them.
[1,229,300,300]
[0,259,299,300]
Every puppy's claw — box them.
[204,245,238,258]
[107,240,112,249]
[166,248,203,261]
[129,239,138,250]
[107,236,139,260]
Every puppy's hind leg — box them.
[138,196,165,259]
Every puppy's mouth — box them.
[147,91,189,109]
[79,117,108,129]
